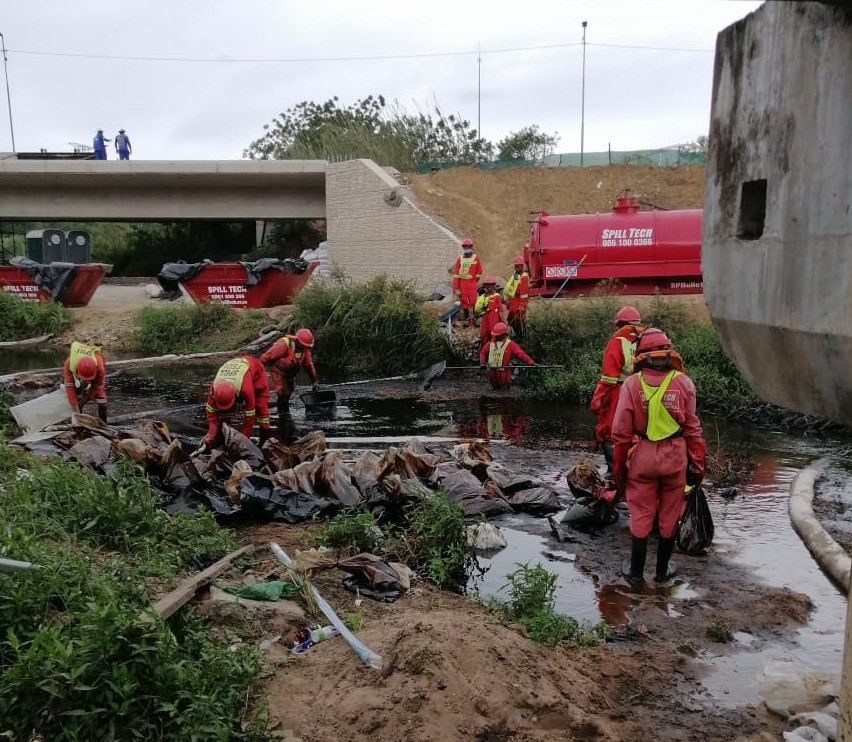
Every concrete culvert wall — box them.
[326,159,459,294]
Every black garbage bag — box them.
[557,496,618,531]
[239,474,336,523]
[676,485,714,555]
[505,487,561,515]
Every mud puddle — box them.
[57,364,852,711]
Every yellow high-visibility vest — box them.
[69,341,100,382]
[639,369,682,441]
[456,256,477,279]
[488,339,510,368]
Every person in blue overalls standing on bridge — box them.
[92,129,110,160]
[114,129,132,160]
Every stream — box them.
[6,357,850,708]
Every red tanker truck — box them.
[523,192,703,297]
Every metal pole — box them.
[580,21,587,167]
[0,33,15,153]
[477,42,482,139]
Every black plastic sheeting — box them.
[10,256,79,302]
[157,257,310,294]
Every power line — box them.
[6,40,713,65]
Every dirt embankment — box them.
[408,165,706,277]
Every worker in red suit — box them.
[504,255,530,336]
[475,276,506,343]
[63,340,108,422]
[452,237,483,327]
[200,355,271,451]
[612,328,706,586]
[479,322,535,389]
[260,328,319,416]
[589,306,644,472]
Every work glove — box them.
[686,438,707,486]
[77,402,85,413]
[612,441,631,495]
[454,300,461,307]
[194,440,211,457]
[98,405,108,424]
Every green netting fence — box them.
[416,148,706,173]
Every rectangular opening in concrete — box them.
[737,179,767,240]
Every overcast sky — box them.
[0,0,762,161]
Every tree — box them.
[678,135,708,154]
[496,125,560,162]
[244,94,492,171]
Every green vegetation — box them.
[395,493,473,590]
[522,292,762,417]
[0,391,21,439]
[496,125,560,162]
[0,221,133,265]
[314,491,474,592]
[245,94,491,170]
[0,446,269,741]
[316,508,383,555]
[136,301,269,355]
[0,292,73,342]
[490,563,609,648]
[290,273,451,377]
[706,617,734,643]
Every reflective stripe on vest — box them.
[69,341,100,382]
[214,357,250,396]
[488,339,510,368]
[456,256,477,279]
[639,369,682,441]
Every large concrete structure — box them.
[704,3,852,740]
[0,157,459,292]
[703,0,852,426]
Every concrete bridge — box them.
[0,157,459,292]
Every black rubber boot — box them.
[276,393,289,420]
[655,537,678,582]
[622,537,647,586]
[602,441,614,473]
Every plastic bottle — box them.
[310,625,340,644]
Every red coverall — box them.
[63,349,107,412]
[478,292,506,343]
[611,368,706,539]
[505,271,530,333]
[589,325,641,444]
[259,336,318,401]
[452,254,483,311]
[479,338,534,389]
[204,356,271,444]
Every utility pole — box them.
[477,42,482,139]
[0,33,15,153]
[580,21,587,167]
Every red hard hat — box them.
[212,380,236,411]
[636,327,672,354]
[491,322,509,338]
[614,306,642,324]
[295,328,314,348]
[76,355,97,381]
[513,255,525,266]
[483,275,497,285]
[461,237,474,248]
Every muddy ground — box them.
[43,374,808,742]
[814,463,852,558]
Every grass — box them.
[706,617,734,643]
[313,491,474,592]
[0,444,271,741]
[315,508,384,555]
[136,301,270,355]
[0,391,21,439]
[289,272,453,377]
[489,563,609,648]
[0,292,73,342]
